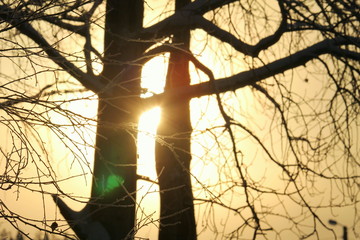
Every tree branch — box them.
[0,5,104,93]
[41,15,86,36]
[138,0,237,43]
[183,0,237,14]
[142,36,360,108]
[140,0,286,57]
[192,0,287,57]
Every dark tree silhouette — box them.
[0,0,359,239]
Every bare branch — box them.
[0,4,104,93]
[140,0,287,57]
[143,36,360,108]
[41,15,86,36]
[139,0,238,43]
[191,1,288,57]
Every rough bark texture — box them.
[155,0,196,239]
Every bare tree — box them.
[0,0,359,239]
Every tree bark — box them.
[89,1,144,239]
[155,0,196,239]
[54,1,145,239]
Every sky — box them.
[0,0,358,239]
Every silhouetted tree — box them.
[0,0,359,239]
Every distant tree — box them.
[0,0,359,240]
[16,231,23,240]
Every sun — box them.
[137,54,167,177]
[137,107,161,179]
[140,54,168,97]
[135,55,168,238]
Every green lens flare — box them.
[97,174,124,195]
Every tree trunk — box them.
[155,0,196,239]
[89,0,144,239]
[54,1,144,239]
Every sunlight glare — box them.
[137,107,161,179]
[135,54,167,239]
[140,54,168,97]
[137,54,167,178]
